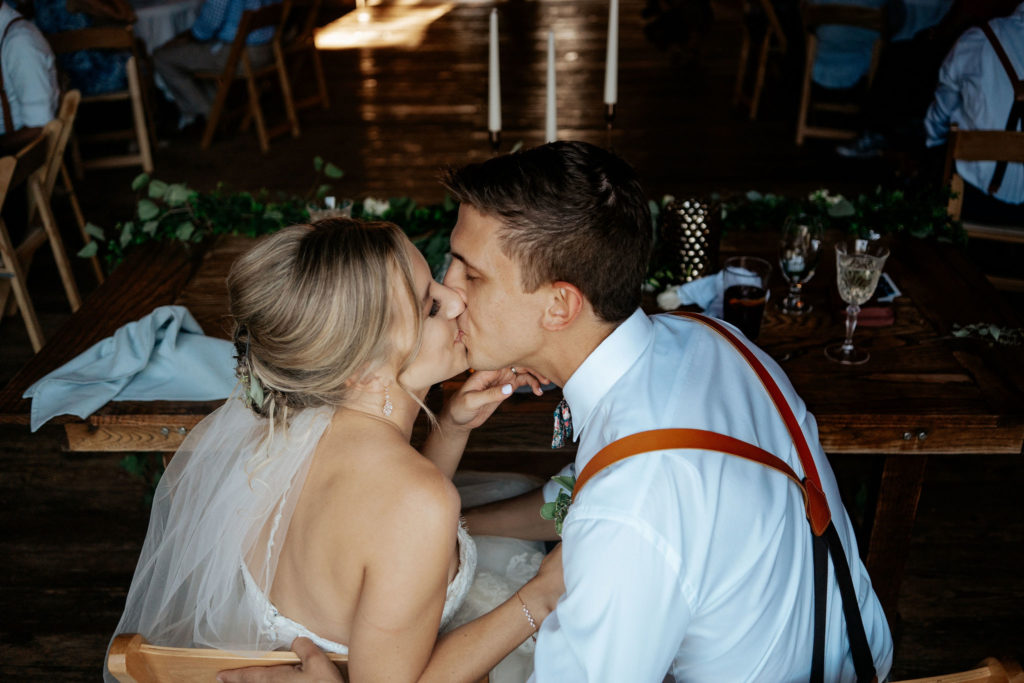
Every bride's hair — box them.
[227,218,424,427]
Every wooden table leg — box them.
[865,453,928,627]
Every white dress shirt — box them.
[924,3,1024,205]
[532,310,893,682]
[0,3,58,135]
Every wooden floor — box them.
[1,0,1022,679]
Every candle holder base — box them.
[604,103,616,151]
[488,130,501,155]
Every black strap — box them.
[810,530,828,683]
[823,522,878,683]
[979,22,1024,195]
[0,16,26,134]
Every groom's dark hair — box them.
[441,140,651,323]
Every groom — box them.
[222,141,893,682]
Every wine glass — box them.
[825,239,889,365]
[778,214,824,315]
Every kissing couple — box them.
[108,141,893,683]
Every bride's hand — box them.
[442,367,549,432]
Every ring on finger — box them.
[510,367,518,376]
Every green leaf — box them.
[166,184,191,207]
[828,198,856,217]
[137,199,160,221]
[84,222,106,241]
[442,194,456,212]
[142,220,159,236]
[148,179,169,199]
[510,140,523,153]
[77,241,98,258]
[313,156,324,171]
[175,222,195,241]
[324,163,344,179]
[315,184,332,199]
[120,222,134,248]
[131,173,150,191]
[263,209,283,222]
[539,502,557,520]
[551,475,576,492]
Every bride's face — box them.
[395,238,468,392]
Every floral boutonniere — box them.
[539,474,576,535]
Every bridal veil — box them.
[105,397,334,681]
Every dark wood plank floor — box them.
[1,0,1022,679]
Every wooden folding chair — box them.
[107,633,349,683]
[198,1,301,154]
[46,25,155,175]
[27,90,103,286]
[0,127,82,352]
[107,632,492,682]
[281,0,330,114]
[890,656,1024,683]
[794,2,885,145]
[944,125,1024,292]
[734,0,788,120]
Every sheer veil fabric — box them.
[104,397,335,681]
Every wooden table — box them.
[2,233,1022,625]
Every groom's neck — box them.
[535,318,618,388]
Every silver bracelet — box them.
[515,590,538,642]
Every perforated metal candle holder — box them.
[658,198,720,283]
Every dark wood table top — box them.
[2,233,1022,458]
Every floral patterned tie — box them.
[551,398,573,448]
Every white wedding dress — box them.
[105,397,544,683]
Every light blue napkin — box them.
[24,305,237,432]
[657,272,725,317]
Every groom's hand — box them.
[216,638,343,683]
[443,367,547,432]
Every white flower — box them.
[656,286,682,311]
[363,197,390,216]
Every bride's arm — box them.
[421,368,542,479]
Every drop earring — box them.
[382,382,393,417]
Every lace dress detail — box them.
[242,524,478,654]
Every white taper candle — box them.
[604,0,618,105]
[488,9,501,133]
[546,29,557,142]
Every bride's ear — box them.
[541,281,585,332]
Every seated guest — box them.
[32,0,135,98]
[924,0,1024,213]
[0,0,58,152]
[152,0,279,128]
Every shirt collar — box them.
[562,308,653,442]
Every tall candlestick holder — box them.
[604,103,616,151]
[489,130,501,156]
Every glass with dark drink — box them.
[722,256,771,341]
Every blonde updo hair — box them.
[227,218,423,427]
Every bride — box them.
[105,218,563,682]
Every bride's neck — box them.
[341,383,425,440]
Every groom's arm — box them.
[462,487,559,541]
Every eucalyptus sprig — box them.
[951,323,1023,346]
[539,474,577,535]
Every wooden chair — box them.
[794,2,885,145]
[280,0,330,114]
[734,0,788,120]
[0,127,82,351]
[107,633,491,682]
[197,1,301,154]
[944,125,1024,292]
[46,25,155,176]
[891,656,1024,683]
[28,90,103,286]
[107,634,349,683]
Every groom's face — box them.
[444,205,547,371]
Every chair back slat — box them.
[47,25,134,53]
[801,3,885,32]
[11,128,52,189]
[107,634,349,683]
[951,130,1024,163]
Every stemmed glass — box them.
[778,214,823,315]
[825,239,889,365]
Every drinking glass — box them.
[722,256,771,341]
[825,240,889,365]
[778,214,823,315]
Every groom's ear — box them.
[541,281,585,331]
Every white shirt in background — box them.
[0,2,58,135]
[532,310,893,682]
